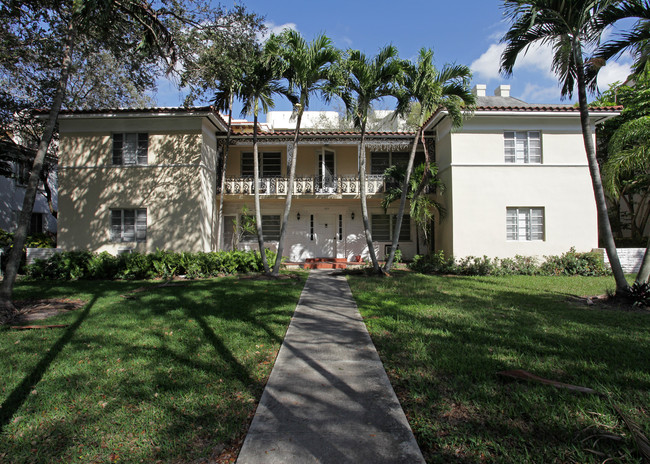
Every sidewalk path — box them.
[237,270,425,464]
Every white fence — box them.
[26,247,63,265]
[597,248,646,273]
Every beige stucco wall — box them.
[58,116,216,254]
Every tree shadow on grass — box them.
[0,292,100,432]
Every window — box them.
[371,215,411,242]
[506,207,544,241]
[370,151,424,175]
[504,131,541,164]
[29,213,43,235]
[240,215,281,242]
[241,152,282,177]
[111,209,147,242]
[14,161,30,186]
[113,133,148,165]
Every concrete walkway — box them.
[237,270,425,464]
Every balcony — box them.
[223,175,393,196]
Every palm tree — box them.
[214,79,240,252]
[382,162,446,255]
[268,31,339,276]
[500,0,629,295]
[239,49,285,275]
[593,1,650,80]
[383,48,474,273]
[331,45,406,273]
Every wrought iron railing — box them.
[221,175,433,195]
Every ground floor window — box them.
[506,207,544,241]
[240,215,281,242]
[111,209,147,242]
[371,214,411,242]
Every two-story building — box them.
[55,85,620,262]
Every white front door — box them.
[313,214,336,257]
[316,149,336,193]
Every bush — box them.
[409,248,610,277]
[629,281,650,307]
[24,248,278,281]
[539,248,610,276]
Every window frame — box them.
[240,214,281,242]
[371,214,411,242]
[506,207,544,241]
[504,131,542,164]
[111,208,147,243]
[241,152,282,178]
[112,133,148,166]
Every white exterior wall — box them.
[223,199,425,262]
[439,114,599,258]
[0,164,57,234]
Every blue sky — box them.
[154,0,633,115]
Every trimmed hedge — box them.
[25,249,279,281]
[409,248,611,277]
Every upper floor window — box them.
[111,208,147,242]
[371,214,411,242]
[14,160,30,186]
[241,152,281,177]
[504,131,541,164]
[506,207,544,241]
[113,133,148,165]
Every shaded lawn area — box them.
[347,272,650,464]
[0,274,306,463]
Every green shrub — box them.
[26,233,56,248]
[629,281,650,307]
[24,249,274,281]
[410,249,609,277]
[393,249,402,264]
[539,248,610,276]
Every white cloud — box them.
[597,60,632,91]
[470,43,506,80]
[520,83,561,103]
[471,40,556,81]
[259,21,298,41]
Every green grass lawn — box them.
[347,272,650,464]
[0,274,306,463]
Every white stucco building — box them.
[54,85,619,261]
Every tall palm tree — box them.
[214,79,240,252]
[593,1,650,80]
[331,46,406,273]
[383,49,475,272]
[500,0,629,295]
[239,49,285,275]
[268,31,339,276]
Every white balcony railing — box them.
[223,175,394,196]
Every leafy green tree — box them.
[239,47,287,275]
[328,45,406,273]
[268,31,339,276]
[383,48,474,272]
[500,0,630,295]
[0,0,183,318]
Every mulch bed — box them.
[10,298,86,324]
[568,294,650,313]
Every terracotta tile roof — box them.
[422,104,623,130]
[231,130,415,137]
[36,106,229,128]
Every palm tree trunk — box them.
[635,234,650,284]
[0,20,76,318]
[215,99,233,251]
[272,106,303,276]
[574,48,628,294]
[384,127,421,272]
[358,121,379,273]
[252,111,270,274]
